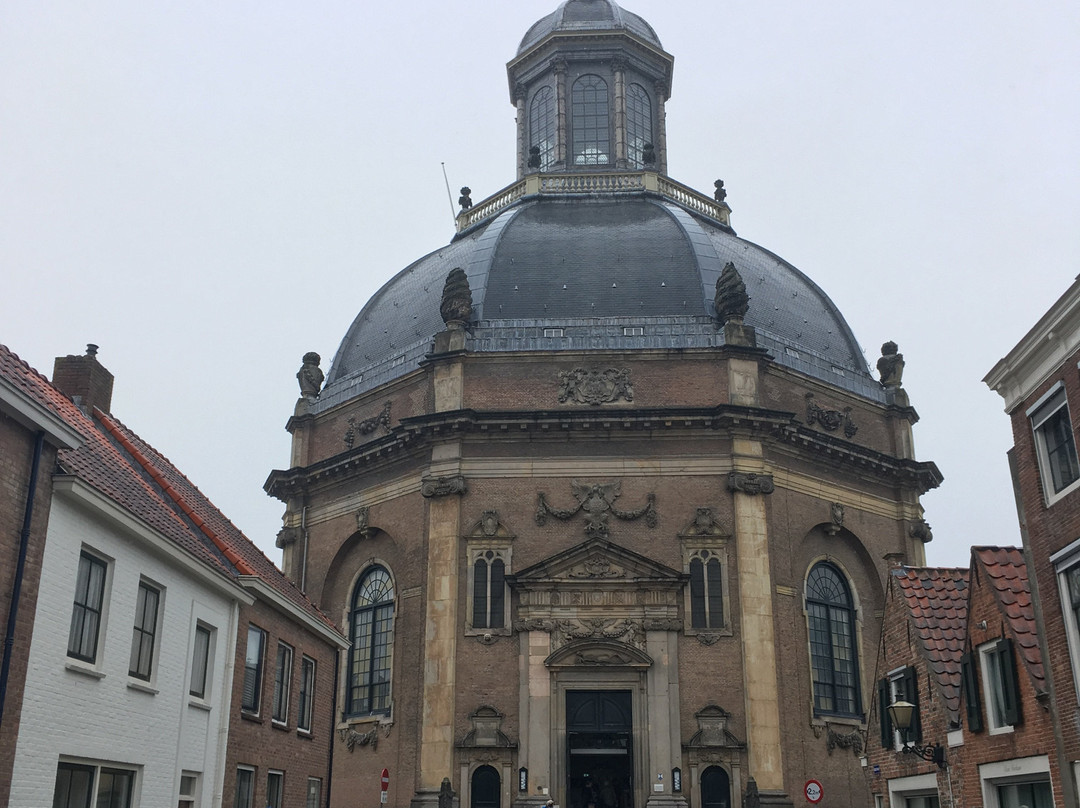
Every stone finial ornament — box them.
[713,179,727,203]
[877,341,905,388]
[528,146,542,169]
[297,352,324,399]
[438,778,455,808]
[458,186,473,211]
[714,262,749,323]
[642,143,656,166]
[440,268,473,327]
[743,778,760,808]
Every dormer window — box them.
[572,75,610,166]
[626,83,653,169]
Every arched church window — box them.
[689,550,723,629]
[529,87,556,171]
[626,83,653,169]
[472,552,505,629]
[805,561,861,717]
[572,75,610,166]
[347,566,394,715]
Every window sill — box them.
[271,720,289,732]
[812,714,866,730]
[297,729,313,740]
[126,679,159,695]
[65,660,105,680]
[188,698,212,712]
[240,711,264,724]
[988,724,1015,736]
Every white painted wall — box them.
[9,491,238,808]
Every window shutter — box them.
[877,678,892,748]
[961,652,983,732]
[902,666,922,744]
[998,638,1023,726]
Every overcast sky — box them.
[3,1,1078,570]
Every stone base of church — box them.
[757,790,794,808]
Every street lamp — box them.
[886,700,946,769]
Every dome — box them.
[517,0,663,55]
[320,193,879,411]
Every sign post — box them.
[381,769,390,804]
[804,780,823,804]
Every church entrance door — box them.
[566,691,633,808]
[700,766,730,808]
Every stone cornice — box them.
[984,275,1080,413]
[264,405,942,500]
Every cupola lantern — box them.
[507,0,674,177]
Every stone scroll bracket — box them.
[421,475,467,498]
[726,472,774,496]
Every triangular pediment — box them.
[509,538,684,588]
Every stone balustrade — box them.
[455,170,731,232]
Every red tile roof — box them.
[1,344,339,635]
[892,566,969,721]
[971,546,1045,692]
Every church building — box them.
[266,3,942,808]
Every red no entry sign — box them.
[381,769,390,792]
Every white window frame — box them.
[127,577,164,684]
[306,777,322,808]
[272,641,293,726]
[189,622,215,703]
[267,770,284,808]
[235,766,256,808]
[53,757,139,808]
[887,667,908,751]
[242,625,266,715]
[66,548,112,668]
[979,639,1018,733]
[1027,382,1080,505]
[887,773,939,808]
[1052,537,1080,701]
[979,755,1052,808]
[178,770,200,808]
[298,655,316,733]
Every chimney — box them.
[52,344,114,414]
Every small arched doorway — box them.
[471,766,501,808]
[700,766,730,808]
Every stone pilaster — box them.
[645,629,687,808]
[613,60,627,168]
[415,335,467,801]
[729,469,786,797]
[554,59,567,167]
[654,82,668,175]
[516,630,553,808]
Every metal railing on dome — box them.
[454,170,731,232]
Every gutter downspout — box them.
[0,430,44,728]
[325,648,340,808]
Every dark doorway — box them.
[472,766,500,808]
[700,766,730,808]
[566,691,633,808]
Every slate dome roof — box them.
[518,0,662,55]
[319,194,881,412]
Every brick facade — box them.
[0,406,61,807]
[222,599,340,808]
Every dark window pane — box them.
[190,625,211,698]
[348,567,395,715]
[689,558,706,628]
[473,559,489,629]
[490,559,505,629]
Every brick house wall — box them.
[1006,344,1080,781]
[222,598,341,808]
[0,410,60,808]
